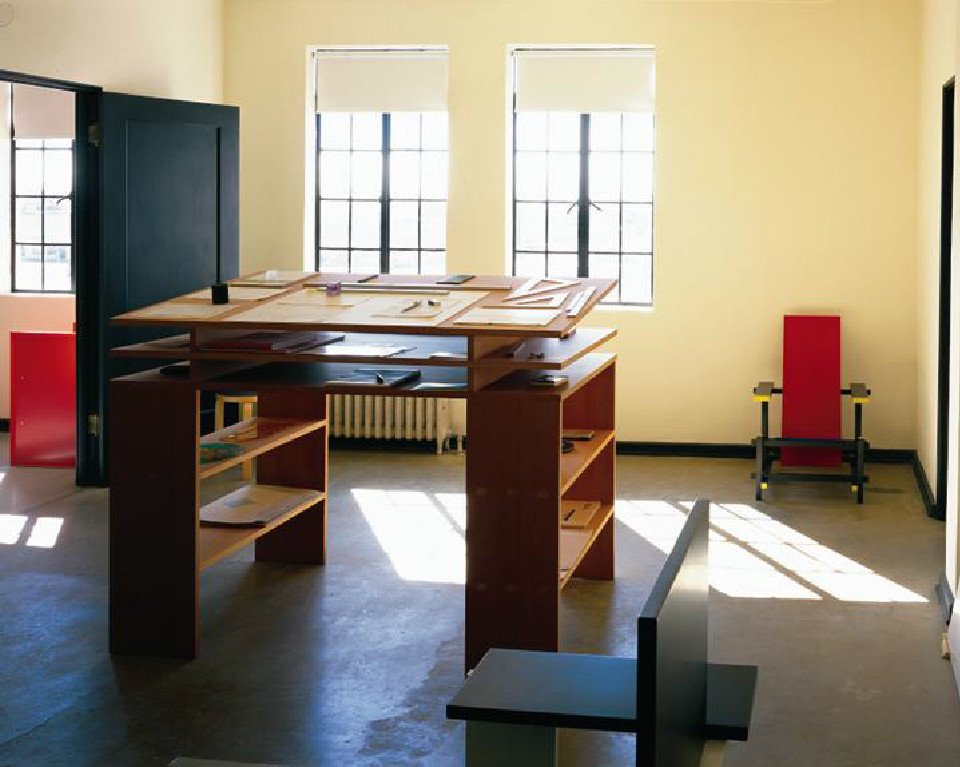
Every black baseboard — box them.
[0,418,8,433]
[330,437,444,453]
[911,452,941,520]
[935,573,955,626]
[614,441,915,465]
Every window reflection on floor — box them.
[0,514,64,548]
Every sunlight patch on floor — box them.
[353,489,465,584]
[616,500,926,603]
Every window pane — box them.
[351,151,382,199]
[516,112,547,150]
[515,252,545,277]
[421,112,448,150]
[320,249,349,272]
[15,138,42,149]
[391,113,421,149]
[516,151,547,201]
[44,139,73,150]
[516,203,546,250]
[623,113,655,151]
[15,150,42,195]
[622,153,654,203]
[43,150,72,196]
[420,151,448,199]
[15,198,42,243]
[319,151,351,197]
[352,112,382,149]
[350,201,380,248]
[588,253,620,300]
[620,253,652,304]
[589,153,621,202]
[320,113,352,149]
[421,201,446,249]
[547,113,580,151]
[589,203,619,252]
[622,204,653,252]
[15,246,43,291]
[350,249,380,274]
[421,250,445,275]
[590,113,621,151]
[548,252,578,278]
[391,200,419,248]
[389,251,419,275]
[547,202,577,252]
[319,200,350,247]
[390,152,420,198]
[44,198,72,243]
[547,152,578,201]
[44,246,72,291]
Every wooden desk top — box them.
[110,272,617,338]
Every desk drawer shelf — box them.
[199,485,325,570]
[199,417,326,480]
[559,503,615,588]
[560,430,616,494]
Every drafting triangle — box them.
[510,292,568,308]
[506,278,579,301]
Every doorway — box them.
[936,77,955,522]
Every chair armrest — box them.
[845,382,871,403]
[753,382,775,402]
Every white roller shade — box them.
[315,50,448,113]
[12,84,75,140]
[514,49,655,113]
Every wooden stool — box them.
[214,393,258,479]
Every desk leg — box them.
[109,379,199,658]
[700,740,727,767]
[465,393,561,671]
[254,391,329,565]
[465,722,556,767]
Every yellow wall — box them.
[225,0,920,446]
[0,0,223,101]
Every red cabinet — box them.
[11,331,76,467]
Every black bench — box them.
[446,499,758,766]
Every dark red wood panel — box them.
[780,315,842,467]
[11,331,76,467]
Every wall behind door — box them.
[0,0,222,102]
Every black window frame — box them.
[314,111,448,275]
[10,131,76,294]
[511,111,655,306]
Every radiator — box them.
[328,395,465,454]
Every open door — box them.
[76,93,238,485]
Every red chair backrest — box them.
[780,315,842,467]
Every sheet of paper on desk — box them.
[453,307,561,326]
[277,289,366,307]
[124,302,237,320]
[332,291,488,326]
[221,301,347,324]
[182,286,287,301]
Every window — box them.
[315,110,448,275]
[12,137,74,292]
[511,49,656,305]
[513,111,654,304]
[312,48,449,274]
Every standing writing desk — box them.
[108,273,617,670]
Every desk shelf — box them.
[199,485,326,570]
[560,430,616,495]
[559,503,615,588]
[199,417,326,480]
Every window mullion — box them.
[577,113,590,278]
[315,114,322,270]
[381,113,390,274]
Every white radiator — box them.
[328,395,465,454]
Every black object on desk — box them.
[211,282,229,304]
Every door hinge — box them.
[87,414,100,437]
[87,123,100,149]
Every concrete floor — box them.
[0,440,958,766]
